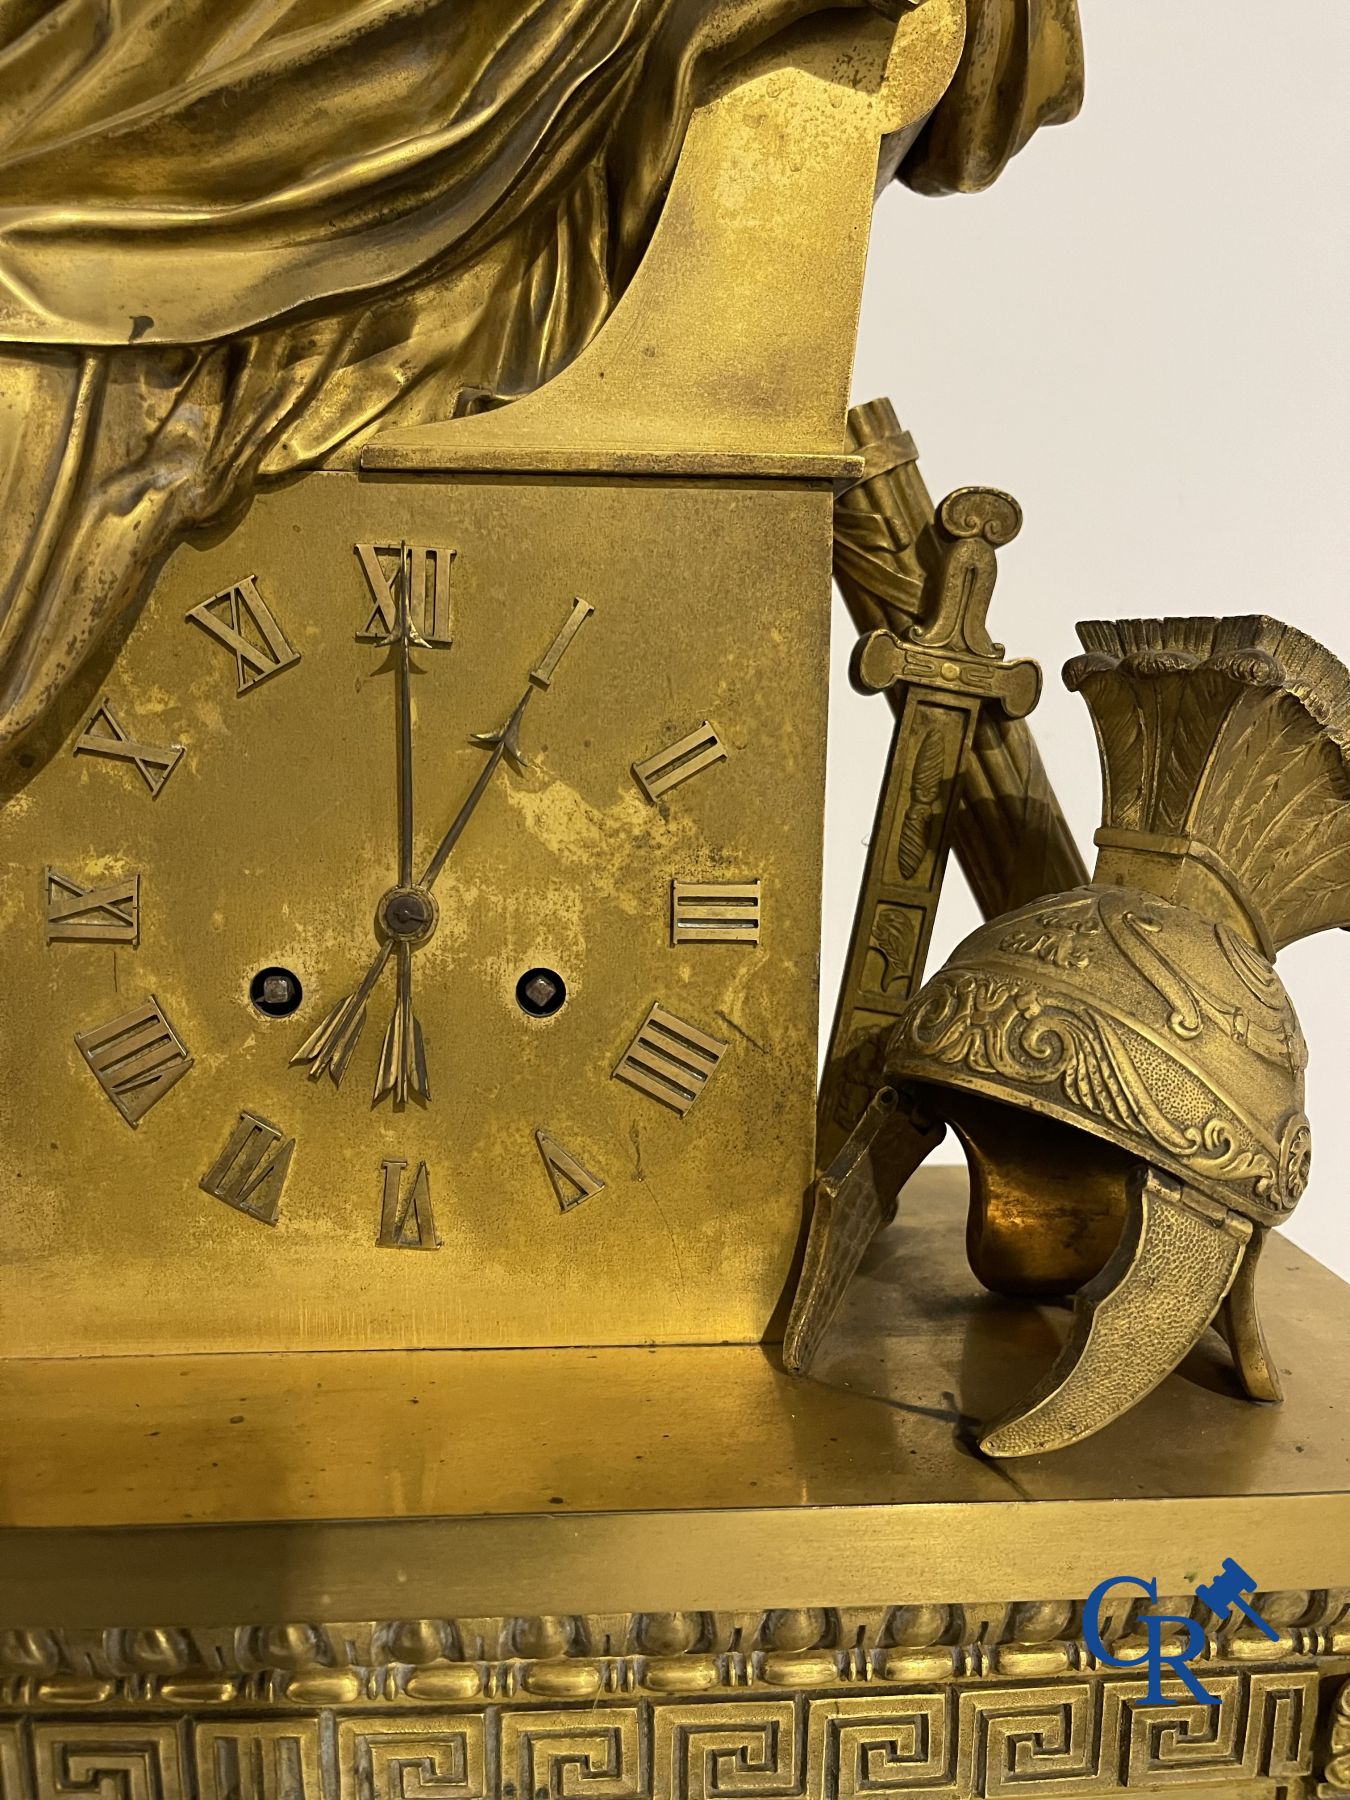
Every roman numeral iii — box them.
[75,996,193,1127]
[614,1004,728,1117]
[355,543,455,645]
[186,576,301,695]
[45,868,140,945]
[671,879,761,944]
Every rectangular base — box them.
[3,1168,1347,1628]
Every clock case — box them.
[0,10,963,1359]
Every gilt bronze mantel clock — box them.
[1,5,1348,1799]
[4,457,838,1353]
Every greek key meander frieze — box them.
[3,1602,1347,1798]
[0,1672,1334,1800]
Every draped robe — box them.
[0,0,1081,754]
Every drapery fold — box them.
[900,0,1083,194]
[0,0,1082,756]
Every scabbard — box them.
[834,399,1088,919]
[815,663,984,1171]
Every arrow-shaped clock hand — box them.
[374,545,430,1105]
[294,543,429,1102]
[292,596,593,1100]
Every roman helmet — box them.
[887,615,1350,1455]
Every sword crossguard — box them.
[850,486,1039,718]
[853,629,1041,720]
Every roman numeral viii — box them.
[75,996,193,1127]
[45,868,140,944]
[186,576,300,695]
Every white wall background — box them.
[824,2,1350,1279]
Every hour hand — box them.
[374,940,429,1106]
[469,692,530,774]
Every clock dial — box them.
[0,473,831,1356]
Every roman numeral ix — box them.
[74,699,184,798]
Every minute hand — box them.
[419,597,593,892]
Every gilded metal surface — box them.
[783,1086,940,1373]
[0,1597,1343,1800]
[820,483,1041,1154]
[888,617,1350,1455]
[3,1201,1348,1786]
[894,886,1310,1223]
[0,474,831,1357]
[5,1172,1350,1630]
[795,486,1043,1372]
[1324,1680,1350,1800]
[978,1166,1251,1458]
[0,0,985,1361]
